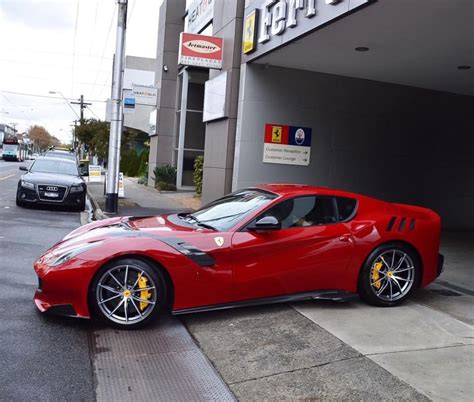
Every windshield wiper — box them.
[183,214,217,231]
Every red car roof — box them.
[255,183,365,199]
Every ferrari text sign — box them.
[263,124,312,166]
[178,32,223,69]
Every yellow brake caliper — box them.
[371,261,383,289]
[138,275,152,311]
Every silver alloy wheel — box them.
[95,264,157,325]
[369,249,415,302]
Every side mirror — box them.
[19,166,28,172]
[248,216,281,231]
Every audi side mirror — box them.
[19,166,28,172]
[248,216,281,231]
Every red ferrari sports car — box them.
[33,184,444,329]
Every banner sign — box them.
[186,0,213,34]
[178,32,223,69]
[88,165,102,182]
[263,123,312,166]
[132,84,158,106]
[243,9,258,54]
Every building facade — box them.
[149,0,474,229]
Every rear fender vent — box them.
[386,216,416,232]
[398,217,406,232]
[386,216,396,232]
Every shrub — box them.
[126,150,140,177]
[153,164,177,191]
[120,149,131,174]
[137,169,148,185]
[138,149,149,176]
[193,155,204,196]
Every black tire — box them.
[358,243,420,307]
[89,258,167,329]
[16,188,25,207]
[76,199,86,212]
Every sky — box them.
[0,0,161,143]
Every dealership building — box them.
[148,0,474,230]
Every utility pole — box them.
[70,120,78,150]
[105,0,127,214]
[71,95,92,124]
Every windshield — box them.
[186,189,277,231]
[30,159,79,176]
[44,152,76,161]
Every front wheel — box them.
[90,258,167,329]
[358,244,420,307]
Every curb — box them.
[86,186,107,221]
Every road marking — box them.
[0,174,15,181]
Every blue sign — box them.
[288,126,312,147]
[124,97,136,109]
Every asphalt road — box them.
[0,159,95,401]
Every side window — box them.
[259,196,338,228]
[336,197,357,221]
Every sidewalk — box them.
[87,176,198,219]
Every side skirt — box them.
[172,290,358,316]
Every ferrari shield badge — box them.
[214,236,224,247]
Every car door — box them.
[231,196,355,301]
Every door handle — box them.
[339,234,353,243]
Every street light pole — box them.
[105,0,128,214]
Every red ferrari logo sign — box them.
[179,32,223,69]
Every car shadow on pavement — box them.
[17,203,83,213]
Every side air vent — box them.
[409,218,416,231]
[387,216,396,232]
[398,217,406,232]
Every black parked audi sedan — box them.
[16,157,86,211]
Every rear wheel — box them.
[90,258,167,329]
[359,244,419,307]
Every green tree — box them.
[75,119,110,160]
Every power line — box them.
[91,6,117,99]
[128,0,137,23]
[86,105,101,120]
[71,95,92,124]
[0,90,106,103]
[71,0,80,97]
[89,0,100,57]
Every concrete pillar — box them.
[148,0,185,187]
[201,0,245,203]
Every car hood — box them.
[55,214,204,251]
[23,171,83,186]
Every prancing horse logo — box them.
[214,236,224,247]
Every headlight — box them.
[50,241,102,267]
[21,180,35,190]
[70,184,84,193]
